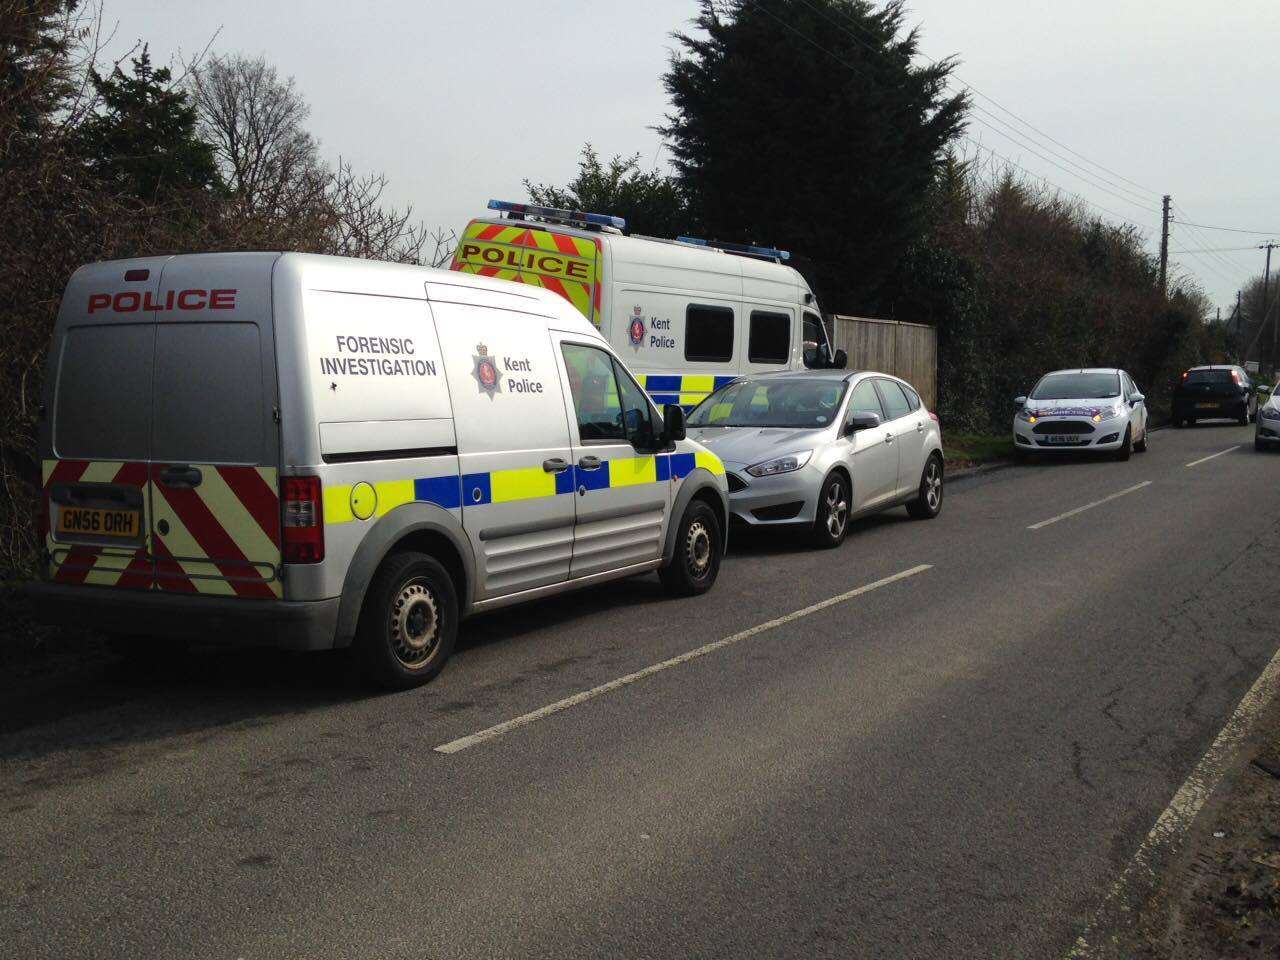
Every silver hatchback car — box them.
[686,371,945,548]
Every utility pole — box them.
[1262,241,1277,373]
[1159,195,1171,296]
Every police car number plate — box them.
[57,506,141,539]
[1043,434,1080,444]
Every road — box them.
[2,422,1278,960]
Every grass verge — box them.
[943,432,1013,470]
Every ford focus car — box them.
[686,371,944,548]
[1013,368,1149,460]
[1256,384,1280,450]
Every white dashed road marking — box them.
[1185,445,1240,468]
[1027,481,1152,531]
[434,564,934,755]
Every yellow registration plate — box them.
[57,506,141,539]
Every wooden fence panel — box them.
[828,316,937,410]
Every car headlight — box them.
[1092,404,1121,423]
[745,450,813,478]
[1017,408,1038,423]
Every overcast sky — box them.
[103,0,1280,313]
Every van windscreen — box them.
[54,324,154,461]
[152,323,266,464]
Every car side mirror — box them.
[831,348,848,370]
[662,403,686,443]
[1130,393,1144,405]
[1013,395,1028,407]
[845,411,881,434]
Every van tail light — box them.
[281,476,324,563]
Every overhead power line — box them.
[1171,219,1280,236]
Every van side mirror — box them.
[831,348,848,370]
[1013,395,1028,407]
[845,411,881,434]
[662,404,686,443]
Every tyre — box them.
[353,551,458,690]
[906,453,944,520]
[811,471,851,548]
[659,499,722,596]
[1112,426,1132,461]
[1238,405,1250,426]
[1133,424,1148,453]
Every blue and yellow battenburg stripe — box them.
[323,452,724,525]
[642,374,739,410]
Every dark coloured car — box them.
[1171,365,1255,427]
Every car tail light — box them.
[1181,371,1189,380]
[281,476,324,563]
[928,411,939,423]
[1231,370,1242,385]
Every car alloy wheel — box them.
[825,480,849,539]
[924,459,942,512]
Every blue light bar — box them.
[676,236,790,261]
[487,199,625,231]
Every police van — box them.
[451,200,847,411]
[31,253,729,688]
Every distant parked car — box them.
[1172,365,1255,427]
[687,370,944,548]
[1013,368,1149,460]
[1255,384,1280,451]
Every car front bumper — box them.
[23,581,341,651]
[1012,417,1129,453]
[1256,419,1280,443]
[722,461,823,527]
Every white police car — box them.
[1013,368,1149,460]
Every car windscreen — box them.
[1185,369,1233,384]
[1030,372,1120,400]
[688,378,846,429]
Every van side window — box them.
[611,360,662,449]
[685,305,734,363]
[874,379,911,421]
[802,311,828,368]
[562,343,624,442]
[748,311,790,364]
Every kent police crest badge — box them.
[628,306,646,348]
[473,343,500,397]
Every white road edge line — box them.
[434,563,933,755]
[1185,445,1240,468]
[1065,640,1280,958]
[1027,481,1152,531]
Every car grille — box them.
[1032,420,1094,435]
[726,473,748,493]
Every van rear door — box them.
[146,256,282,598]
[44,261,165,589]
[451,220,604,328]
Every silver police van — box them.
[32,253,729,688]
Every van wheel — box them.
[660,500,722,597]
[354,551,457,690]
[811,472,850,548]
[906,454,944,519]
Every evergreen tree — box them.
[662,0,968,313]
[525,144,689,238]
[76,48,219,200]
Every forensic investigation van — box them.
[451,200,848,411]
[31,252,729,688]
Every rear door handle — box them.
[884,433,894,444]
[577,455,603,470]
[159,465,203,488]
[916,422,925,433]
[542,458,570,473]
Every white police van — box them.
[452,200,847,411]
[32,253,729,688]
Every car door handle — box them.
[577,455,603,470]
[916,421,925,433]
[884,433,894,444]
[158,465,202,488]
[542,458,570,473]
